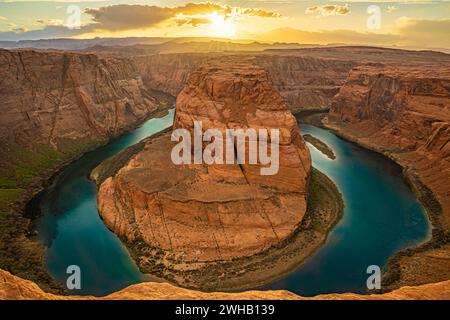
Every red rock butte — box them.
[96,57,311,262]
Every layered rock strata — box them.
[96,57,311,264]
[328,65,450,289]
[0,49,168,151]
[0,48,170,292]
[134,53,356,112]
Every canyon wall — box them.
[328,65,450,289]
[0,49,169,152]
[254,55,356,112]
[0,49,171,292]
[133,53,212,97]
[133,53,356,112]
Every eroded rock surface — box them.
[96,57,311,263]
[328,65,450,289]
[134,53,355,113]
[1,269,449,300]
[0,49,168,151]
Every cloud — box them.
[395,17,450,48]
[0,2,282,40]
[387,5,397,13]
[305,4,351,16]
[84,3,282,31]
[175,17,212,27]
[84,5,175,31]
[240,8,282,18]
[35,19,64,26]
[253,17,450,50]
[0,25,84,41]
[0,16,7,21]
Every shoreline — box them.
[320,117,447,292]
[10,107,440,296]
[1,105,172,294]
[303,134,336,160]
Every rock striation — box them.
[133,53,356,113]
[254,55,356,112]
[0,49,168,152]
[0,48,171,292]
[328,65,450,289]
[95,57,311,264]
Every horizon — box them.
[0,1,448,51]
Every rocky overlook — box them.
[1,269,449,300]
[95,57,311,264]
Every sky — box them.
[0,1,449,49]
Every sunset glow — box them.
[209,12,235,38]
[0,1,448,50]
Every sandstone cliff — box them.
[0,48,171,292]
[130,47,450,114]
[1,269,449,300]
[254,55,356,112]
[328,65,450,289]
[95,57,311,285]
[0,49,168,151]
[132,53,355,113]
[133,53,212,97]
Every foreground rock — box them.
[1,269,449,300]
[94,57,312,288]
[328,65,450,290]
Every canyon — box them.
[0,44,449,298]
[0,49,172,291]
[133,52,356,113]
[327,64,450,290]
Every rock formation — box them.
[1,268,449,300]
[133,53,356,113]
[2,45,450,299]
[0,48,171,292]
[0,49,169,152]
[131,47,450,114]
[254,55,356,112]
[95,57,311,264]
[328,65,450,289]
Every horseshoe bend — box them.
[90,58,345,291]
[0,44,448,301]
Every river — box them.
[31,111,430,296]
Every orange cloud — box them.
[305,4,351,16]
[84,3,282,31]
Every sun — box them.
[209,13,236,38]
